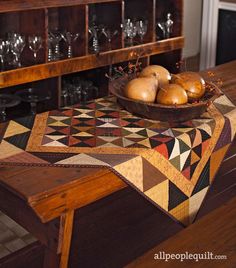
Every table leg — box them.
[57,210,75,268]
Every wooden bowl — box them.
[109,76,221,123]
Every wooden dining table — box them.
[0,60,236,268]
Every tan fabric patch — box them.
[169,199,190,226]
[114,156,144,191]
[3,121,29,138]
[56,153,109,166]
[210,145,230,181]
[145,180,169,211]
[189,187,209,223]
[0,141,23,159]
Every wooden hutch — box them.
[0,0,184,116]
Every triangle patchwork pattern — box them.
[189,187,209,223]
[142,158,168,192]
[3,121,30,138]
[4,131,31,150]
[0,94,235,227]
[191,160,210,196]
[168,181,189,211]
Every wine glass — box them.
[49,30,62,61]
[136,20,148,43]
[28,35,43,64]
[157,22,166,39]
[101,27,118,50]
[9,34,26,68]
[0,39,10,71]
[88,25,100,53]
[61,31,80,58]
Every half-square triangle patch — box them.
[168,181,188,211]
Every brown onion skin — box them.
[124,77,158,103]
[139,65,171,88]
[172,72,206,101]
[156,84,188,105]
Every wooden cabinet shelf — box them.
[0,0,184,117]
[0,37,184,88]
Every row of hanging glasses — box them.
[121,19,148,46]
[0,33,43,70]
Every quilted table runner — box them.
[0,94,235,226]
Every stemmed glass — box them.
[136,20,148,43]
[157,22,167,39]
[61,31,80,58]
[28,35,43,64]
[0,39,9,71]
[101,27,118,76]
[9,34,26,68]
[101,27,118,50]
[48,30,62,61]
[88,25,100,53]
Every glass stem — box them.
[68,45,72,58]
[14,54,21,68]
[30,102,37,115]
[0,108,6,122]
[0,56,4,71]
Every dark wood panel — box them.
[70,187,183,268]
[0,242,44,268]
[0,0,122,13]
